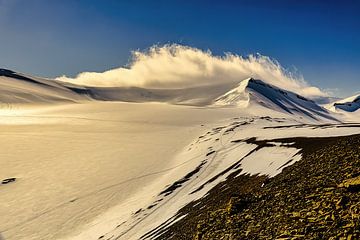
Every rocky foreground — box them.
[153,134,360,240]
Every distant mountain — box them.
[0,68,348,122]
[0,68,237,105]
[328,94,360,112]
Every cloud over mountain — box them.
[57,44,326,98]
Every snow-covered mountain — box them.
[215,78,338,122]
[0,69,342,123]
[328,94,360,112]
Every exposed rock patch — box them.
[1,178,16,185]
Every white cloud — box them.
[57,44,327,98]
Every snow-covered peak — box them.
[213,77,252,107]
[215,78,338,122]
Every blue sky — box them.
[0,0,359,96]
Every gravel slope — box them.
[154,134,360,240]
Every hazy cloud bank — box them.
[57,44,326,98]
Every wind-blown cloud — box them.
[57,44,327,98]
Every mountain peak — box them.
[215,78,337,122]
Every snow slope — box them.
[72,116,360,240]
[0,69,88,104]
[62,82,238,106]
